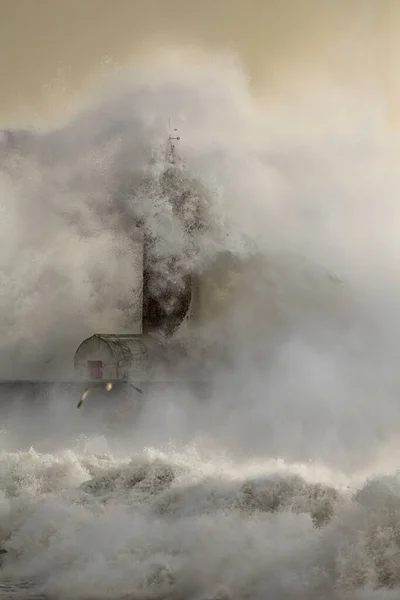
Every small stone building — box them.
[74,334,149,382]
[74,333,212,397]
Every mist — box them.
[0,45,399,469]
[1,3,400,598]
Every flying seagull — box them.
[76,381,143,409]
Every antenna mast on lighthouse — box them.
[167,118,180,165]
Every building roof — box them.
[75,334,148,364]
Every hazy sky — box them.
[1,0,399,124]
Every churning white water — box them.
[2,48,400,598]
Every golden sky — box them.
[0,0,399,123]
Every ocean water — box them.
[0,429,400,600]
[2,47,400,598]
